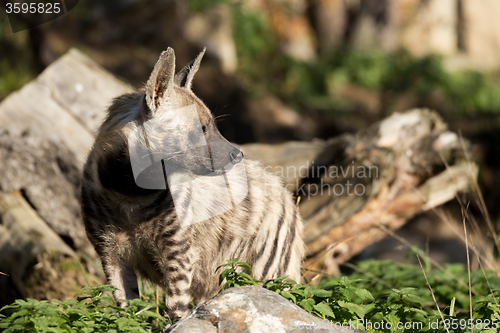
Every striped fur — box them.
[81,48,304,321]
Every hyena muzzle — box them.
[81,47,305,321]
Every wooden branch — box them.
[0,191,92,300]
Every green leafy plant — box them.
[215,257,261,289]
[215,258,500,332]
[0,285,167,333]
[2,258,500,332]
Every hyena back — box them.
[82,47,304,320]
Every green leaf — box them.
[355,289,374,302]
[236,262,253,273]
[384,312,400,331]
[136,310,163,319]
[218,268,235,285]
[337,301,376,319]
[312,289,333,298]
[302,286,313,298]
[449,297,455,316]
[280,291,296,303]
[299,298,315,312]
[313,302,335,319]
[237,272,254,281]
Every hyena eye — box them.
[202,125,207,134]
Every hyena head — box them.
[134,47,244,187]
[97,48,244,199]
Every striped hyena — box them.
[81,47,304,320]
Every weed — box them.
[0,285,167,333]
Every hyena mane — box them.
[81,47,305,320]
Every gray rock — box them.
[167,286,365,333]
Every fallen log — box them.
[243,109,477,276]
[0,191,89,303]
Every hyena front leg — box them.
[161,241,195,321]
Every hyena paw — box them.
[116,300,129,308]
[162,313,183,332]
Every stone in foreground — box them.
[166,285,365,333]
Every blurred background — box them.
[1,0,500,263]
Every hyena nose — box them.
[230,149,243,164]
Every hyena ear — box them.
[145,47,176,112]
[174,48,206,90]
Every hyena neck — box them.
[95,137,175,222]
